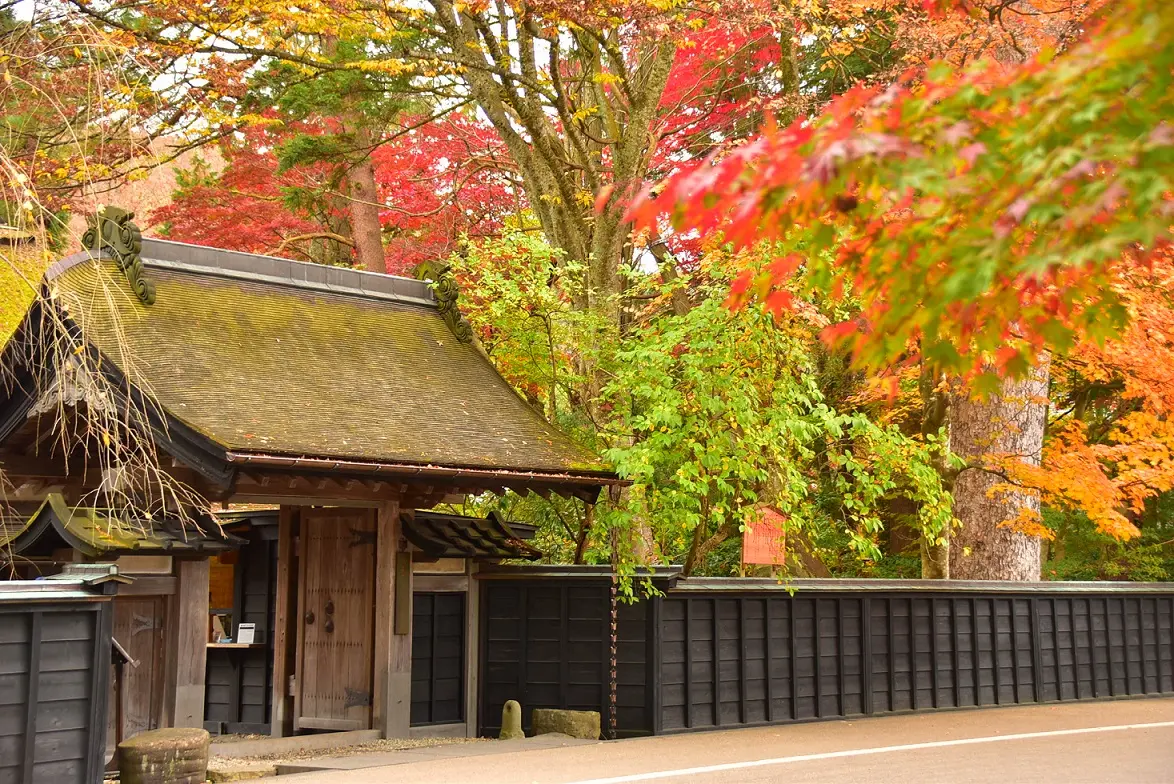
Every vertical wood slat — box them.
[929,598,939,709]
[860,597,873,716]
[683,598,693,729]
[1009,599,1021,704]
[650,590,663,735]
[950,598,961,708]
[270,506,297,737]
[1104,598,1116,697]
[560,588,571,714]
[22,611,41,783]
[764,599,775,723]
[1122,598,1133,695]
[738,598,748,725]
[1087,599,1101,699]
[1029,598,1042,704]
[1161,599,1172,693]
[909,598,918,711]
[518,587,529,712]
[991,599,1003,706]
[813,598,822,718]
[886,598,897,713]
[971,598,981,706]
[430,594,440,723]
[790,597,800,720]
[88,605,113,782]
[1051,599,1064,701]
[712,598,720,726]
[1145,596,1155,690]
[837,600,847,717]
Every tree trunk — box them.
[949,359,1050,581]
[345,151,385,274]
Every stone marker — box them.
[531,708,601,740]
[500,700,525,739]
[119,727,210,784]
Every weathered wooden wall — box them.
[478,578,654,738]
[410,591,466,727]
[0,591,114,784]
[477,572,1174,738]
[656,587,1174,732]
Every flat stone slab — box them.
[210,730,381,759]
[532,709,601,740]
[275,735,599,775]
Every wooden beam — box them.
[373,496,412,738]
[465,561,481,737]
[163,558,209,728]
[0,450,73,479]
[231,473,403,504]
[270,506,299,737]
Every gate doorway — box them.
[294,508,377,731]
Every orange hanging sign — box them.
[742,507,787,566]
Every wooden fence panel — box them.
[655,588,1174,735]
[474,572,1174,738]
[0,600,112,784]
[478,581,652,738]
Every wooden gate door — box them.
[107,596,166,751]
[295,508,377,731]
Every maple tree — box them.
[153,114,515,274]
[636,1,1172,378]
[634,0,1173,578]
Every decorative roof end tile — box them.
[83,206,155,305]
[415,259,474,344]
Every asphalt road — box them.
[288,697,1174,784]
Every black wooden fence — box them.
[0,567,119,784]
[477,569,1174,737]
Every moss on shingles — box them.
[52,259,609,474]
[0,244,48,344]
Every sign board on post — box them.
[742,507,787,567]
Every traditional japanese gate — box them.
[294,509,378,731]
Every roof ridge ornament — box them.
[82,205,156,305]
[414,259,474,343]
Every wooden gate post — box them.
[373,498,412,738]
[269,506,299,737]
[164,558,210,728]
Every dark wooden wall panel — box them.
[411,592,466,726]
[479,581,652,738]
[656,590,1174,734]
[0,602,111,784]
[476,576,1174,740]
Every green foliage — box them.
[601,282,953,573]
[1042,506,1174,582]
[448,231,612,431]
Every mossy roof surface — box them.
[51,252,608,475]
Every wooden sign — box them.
[742,507,787,567]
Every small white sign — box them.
[237,623,256,645]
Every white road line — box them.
[563,721,1174,784]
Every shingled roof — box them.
[12,233,616,492]
[0,494,243,558]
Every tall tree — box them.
[152,114,515,273]
[636,0,1173,578]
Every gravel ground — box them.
[211,736,486,764]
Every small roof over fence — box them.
[404,509,542,561]
[0,493,242,558]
